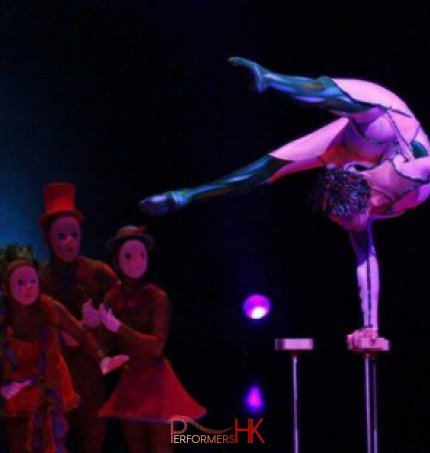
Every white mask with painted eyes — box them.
[48,215,81,263]
[118,239,148,279]
[9,265,39,305]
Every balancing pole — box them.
[348,337,390,453]
[275,338,314,453]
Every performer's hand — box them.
[138,191,185,216]
[82,299,100,328]
[1,380,32,400]
[61,330,80,347]
[99,304,121,332]
[346,327,378,349]
[228,57,268,93]
[99,355,129,375]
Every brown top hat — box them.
[105,225,155,251]
[39,182,85,226]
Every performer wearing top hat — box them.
[98,225,206,453]
[139,57,430,345]
[38,182,119,453]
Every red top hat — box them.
[39,182,84,225]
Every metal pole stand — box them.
[275,338,314,453]
[348,337,390,453]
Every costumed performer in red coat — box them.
[37,182,120,453]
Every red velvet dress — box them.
[99,281,206,422]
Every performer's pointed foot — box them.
[138,191,187,216]
[228,57,268,93]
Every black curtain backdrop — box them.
[1,2,430,451]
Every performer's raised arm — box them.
[348,224,379,340]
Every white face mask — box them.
[48,216,81,263]
[9,265,39,305]
[118,240,148,279]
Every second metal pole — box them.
[292,353,299,453]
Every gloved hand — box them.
[82,299,100,329]
[99,355,129,375]
[1,380,32,400]
[346,326,378,349]
[99,304,121,332]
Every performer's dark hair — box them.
[311,168,371,217]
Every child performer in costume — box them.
[0,245,128,453]
[96,226,206,453]
[139,57,430,346]
[37,182,120,453]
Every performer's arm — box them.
[100,287,170,358]
[54,301,129,373]
[349,223,379,331]
[54,300,107,361]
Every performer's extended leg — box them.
[229,57,370,114]
[139,155,286,215]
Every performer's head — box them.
[39,182,84,263]
[105,225,155,280]
[312,168,371,231]
[0,245,39,306]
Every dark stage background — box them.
[1,1,430,452]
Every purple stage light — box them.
[245,385,265,413]
[243,294,271,319]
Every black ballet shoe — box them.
[228,56,269,93]
[138,191,185,216]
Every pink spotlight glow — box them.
[245,385,265,413]
[243,294,271,319]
